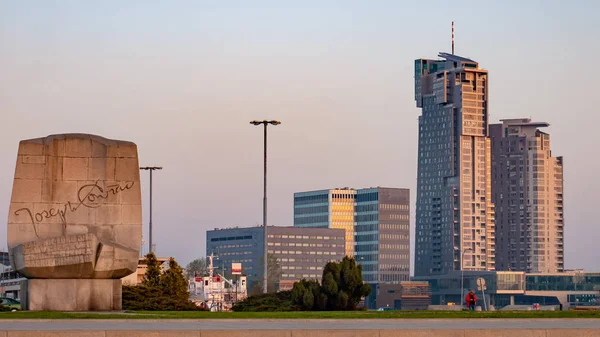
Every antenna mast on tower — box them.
[452,21,455,55]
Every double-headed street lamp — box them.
[249,120,281,294]
[140,166,163,254]
[460,247,473,308]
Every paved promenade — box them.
[1,318,599,330]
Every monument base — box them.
[20,279,122,311]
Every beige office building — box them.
[490,119,564,273]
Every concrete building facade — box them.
[414,52,495,277]
[490,118,564,273]
[267,226,345,291]
[375,282,432,310]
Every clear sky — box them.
[1,1,598,272]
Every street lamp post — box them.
[250,120,281,294]
[140,166,163,254]
[460,247,473,308]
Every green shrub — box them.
[234,257,371,312]
[231,291,296,312]
[291,257,371,311]
[122,285,202,311]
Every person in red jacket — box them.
[465,290,477,311]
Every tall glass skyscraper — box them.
[414,52,495,277]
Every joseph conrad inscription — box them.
[13,181,135,238]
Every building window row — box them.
[380,254,408,260]
[380,223,410,230]
[282,266,323,271]
[210,235,253,242]
[267,234,341,240]
[268,250,339,256]
[380,203,409,211]
[277,258,339,264]
[217,251,255,256]
[294,205,329,215]
[388,214,410,220]
[380,234,409,240]
[381,244,409,250]
[268,242,340,248]
[380,263,409,270]
[281,273,320,279]
[294,194,329,204]
[213,243,253,249]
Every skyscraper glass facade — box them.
[355,188,410,284]
[355,188,379,285]
[293,190,330,228]
[294,188,356,256]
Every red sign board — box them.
[232,263,242,275]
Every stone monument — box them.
[7,134,142,311]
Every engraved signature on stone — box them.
[14,181,135,237]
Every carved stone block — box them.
[7,134,142,281]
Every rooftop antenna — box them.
[452,21,455,55]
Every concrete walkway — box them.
[0,318,599,330]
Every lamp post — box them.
[460,247,473,308]
[140,166,162,254]
[249,120,281,294]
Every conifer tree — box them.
[142,252,161,288]
[160,257,190,301]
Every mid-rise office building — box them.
[490,118,564,273]
[355,187,410,308]
[295,187,410,309]
[206,226,263,287]
[293,188,356,257]
[206,226,345,291]
[355,187,410,284]
[267,226,345,290]
[414,52,495,277]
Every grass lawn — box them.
[0,310,599,319]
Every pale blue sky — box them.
[1,1,598,271]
